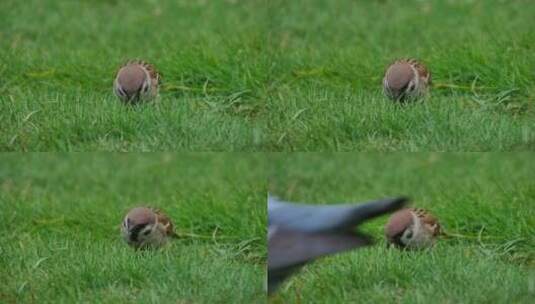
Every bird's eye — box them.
[143,229,151,236]
[408,83,415,92]
[405,230,413,239]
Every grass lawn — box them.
[1,0,534,151]
[0,153,266,303]
[267,0,535,151]
[0,0,269,151]
[268,153,535,303]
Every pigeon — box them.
[268,195,408,293]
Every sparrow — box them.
[385,207,440,249]
[121,206,175,249]
[113,60,160,104]
[383,58,431,101]
[268,195,408,294]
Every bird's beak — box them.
[392,90,406,101]
[391,234,405,248]
[126,230,135,243]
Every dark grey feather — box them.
[268,195,407,294]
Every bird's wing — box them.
[153,208,175,236]
[268,195,408,233]
[134,60,160,84]
[267,195,408,294]
[413,208,440,236]
[268,228,372,270]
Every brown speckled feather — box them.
[411,207,440,236]
[152,208,175,237]
[401,58,431,85]
[132,60,160,81]
[383,58,431,101]
[127,60,160,91]
[115,60,160,100]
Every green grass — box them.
[2,0,535,151]
[268,153,535,303]
[266,0,535,151]
[0,0,269,151]
[0,153,266,303]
